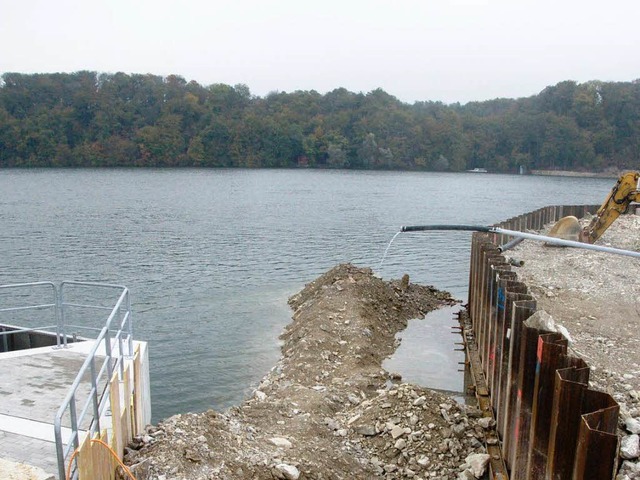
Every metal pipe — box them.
[492,226,640,258]
[58,286,68,348]
[90,356,101,435]
[126,290,133,357]
[0,303,57,313]
[498,236,525,253]
[401,224,491,233]
[54,414,66,480]
[400,224,640,258]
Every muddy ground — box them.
[124,265,492,480]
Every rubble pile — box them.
[124,265,491,479]
[335,383,491,479]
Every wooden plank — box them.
[76,433,92,480]
[133,345,143,433]
[122,362,133,447]
[109,370,122,459]
[98,430,115,480]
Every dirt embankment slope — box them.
[125,265,492,480]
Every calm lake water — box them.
[0,169,613,421]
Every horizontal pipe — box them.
[0,303,57,313]
[400,224,640,259]
[401,224,491,233]
[491,227,640,259]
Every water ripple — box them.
[0,169,613,421]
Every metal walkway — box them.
[0,342,101,477]
[0,281,149,480]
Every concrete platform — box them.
[0,341,108,479]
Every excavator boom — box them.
[548,171,639,244]
[581,171,639,243]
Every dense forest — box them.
[0,72,639,172]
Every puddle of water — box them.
[383,304,466,395]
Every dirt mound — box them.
[124,265,492,479]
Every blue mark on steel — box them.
[497,287,505,311]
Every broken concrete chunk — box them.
[621,435,640,460]
[464,453,491,478]
[477,417,495,429]
[524,310,555,331]
[269,437,293,449]
[625,418,640,435]
[274,463,300,480]
[355,425,377,436]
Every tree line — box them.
[0,71,638,172]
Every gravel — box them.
[124,265,491,480]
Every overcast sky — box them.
[1,0,638,104]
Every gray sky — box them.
[1,0,638,104]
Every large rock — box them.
[626,418,640,435]
[355,425,377,436]
[621,435,640,460]
[477,417,495,429]
[269,437,293,449]
[274,464,300,480]
[463,453,491,478]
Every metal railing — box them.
[0,281,61,350]
[54,282,133,480]
[0,281,133,480]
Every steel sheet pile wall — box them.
[468,205,620,480]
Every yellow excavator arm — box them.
[581,171,639,243]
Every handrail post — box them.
[54,416,66,480]
[89,357,101,435]
[68,394,80,479]
[118,335,125,379]
[54,283,62,349]
[59,283,68,348]
[127,290,133,357]
[104,326,113,381]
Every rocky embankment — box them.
[124,264,493,480]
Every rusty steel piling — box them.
[402,204,615,479]
[460,204,618,480]
[573,391,620,479]
[496,285,530,444]
[527,332,569,479]
[503,299,537,469]
[511,321,551,479]
[547,357,590,479]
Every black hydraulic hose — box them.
[400,225,492,233]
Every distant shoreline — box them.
[530,169,621,178]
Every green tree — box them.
[135,114,185,166]
[2,73,640,172]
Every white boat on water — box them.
[468,167,488,173]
